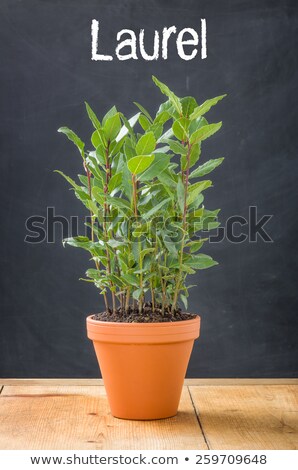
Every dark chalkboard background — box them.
[1,0,297,378]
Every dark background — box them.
[1,0,297,378]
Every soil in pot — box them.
[92,302,197,323]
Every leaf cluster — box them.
[57,77,226,314]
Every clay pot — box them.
[86,315,200,420]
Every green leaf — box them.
[189,143,201,166]
[154,111,170,125]
[204,221,220,230]
[189,116,208,136]
[190,122,222,145]
[181,96,198,118]
[87,199,99,215]
[156,99,178,119]
[108,274,124,287]
[143,198,171,220]
[139,114,151,131]
[181,143,201,170]
[122,273,139,286]
[124,139,136,160]
[86,268,102,279]
[110,138,125,156]
[188,194,204,212]
[102,105,117,126]
[172,117,189,141]
[162,232,178,256]
[189,158,225,179]
[108,173,122,193]
[149,123,163,140]
[85,102,101,130]
[132,288,143,300]
[103,112,121,142]
[132,223,149,237]
[157,169,177,188]
[165,139,187,155]
[190,95,227,120]
[139,153,171,181]
[86,155,105,181]
[185,254,218,269]
[140,248,155,260]
[117,113,140,143]
[91,129,106,148]
[136,132,156,155]
[180,294,188,309]
[54,170,81,191]
[177,177,185,213]
[187,180,212,206]
[93,146,106,166]
[158,127,174,144]
[78,174,89,187]
[92,186,104,205]
[75,189,91,203]
[181,264,196,274]
[127,155,155,175]
[187,238,208,253]
[57,127,85,156]
[105,195,133,214]
[152,76,182,115]
[133,102,153,122]
[121,163,133,199]
[63,236,93,251]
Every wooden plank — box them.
[186,379,298,386]
[1,378,297,386]
[0,379,104,386]
[189,385,298,450]
[0,385,206,450]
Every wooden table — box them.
[0,379,297,450]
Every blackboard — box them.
[0,0,297,378]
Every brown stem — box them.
[125,288,130,312]
[172,142,192,311]
[84,162,109,314]
[103,292,109,312]
[103,142,117,314]
[150,282,155,312]
[132,174,143,313]
[161,278,166,315]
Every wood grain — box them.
[0,385,206,450]
[1,378,297,386]
[189,385,298,450]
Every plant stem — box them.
[104,142,116,314]
[156,236,165,315]
[85,166,95,242]
[150,282,155,311]
[85,161,109,314]
[172,142,192,311]
[132,174,143,313]
[125,288,130,312]
[132,174,138,217]
[103,291,109,312]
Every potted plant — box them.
[57,76,226,420]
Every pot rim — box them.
[86,314,200,344]
[87,314,200,327]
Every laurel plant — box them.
[57,76,226,318]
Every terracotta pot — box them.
[86,315,200,420]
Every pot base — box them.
[112,412,178,421]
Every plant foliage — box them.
[57,77,226,314]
